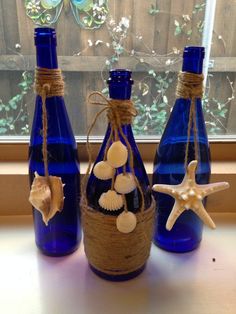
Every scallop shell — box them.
[98,190,123,211]
[114,173,136,194]
[107,141,128,168]
[29,172,64,226]
[116,211,137,233]
[93,161,114,180]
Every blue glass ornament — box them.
[29,28,81,256]
[152,47,211,253]
[86,69,152,280]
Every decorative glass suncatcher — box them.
[24,0,109,29]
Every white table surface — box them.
[0,213,236,314]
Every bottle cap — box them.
[34,27,57,46]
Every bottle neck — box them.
[36,44,58,69]
[108,84,132,100]
[182,56,203,74]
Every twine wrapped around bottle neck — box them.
[88,91,137,127]
[34,67,65,178]
[82,92,145,213]
[176,71,204,169]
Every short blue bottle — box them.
[86,69,152,280]
[29,28,81,256]
[152,47,211,252]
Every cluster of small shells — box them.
[93,140,137,233]
[29,172,64,225]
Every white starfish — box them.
[152,160,229,231]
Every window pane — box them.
[206,0,236,135]
[0,0,235,138]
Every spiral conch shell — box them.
[93,161,114,180]
[114,173,136,194]
[98,189,123,211]
[107,141,128,168]
[29,172,64,226]
[116,211,137,233]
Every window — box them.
[0,0,235,139]
[0,0,235,216]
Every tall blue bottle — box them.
[29,28,81,256]
[86,69,152,280]
[152,47,211,252]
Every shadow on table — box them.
[36,242,201,314]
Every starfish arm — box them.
[181,160,198,186]
[166,202,186,231]
[199,182,230,197]
[152,184,178,198]
[192,202,216,229]
[187,160,198,181]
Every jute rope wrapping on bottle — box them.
[29,68,65,225]
[176,71,204,169]
[81,92,155,276]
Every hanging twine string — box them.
[34,67,64,179]
[81,92,145,213]
[176,71,204,169]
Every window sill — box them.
[0,160,235,215]
[0,213,236,314]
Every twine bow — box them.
[176,71,204,169]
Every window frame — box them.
[0,0,235,215]
[0,138,235,216]
[0,136,235,162]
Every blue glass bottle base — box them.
[36,233,81,257]
[153,226,202,253]
[153,237,201,253]
[89,263,146,281]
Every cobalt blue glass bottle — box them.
[29,28,81,256]
[152,47,211,252]
[86,69,152,280]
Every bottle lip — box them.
[34,27,57,46]
[183,46,205,58]
[107,69,134,84]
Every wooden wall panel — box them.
[0,0,235,136]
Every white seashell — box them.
[29,172,64,226]
[98,190,123,211]
[107,141,128,168]
[93,161,114,180]
[29,173,51,220]
[116,211,137,233]
[114,173,136,194]
[47,175,64,223]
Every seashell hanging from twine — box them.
[29,172,64,226]
[29,173,51,221]
[98,189,124,211]
[114,173,136,194]
[116,211,137,233]
[47,175,64,222]
[93,160,114,180]
[107,141,128,168]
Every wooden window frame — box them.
[0,137,235,216]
